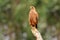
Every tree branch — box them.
[31,26,43,40]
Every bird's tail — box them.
[36,24,37,28]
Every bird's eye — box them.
[32,6,33,8]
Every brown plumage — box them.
[29,6,38,28]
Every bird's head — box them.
[30,6,35,10]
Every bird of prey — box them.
[29,6,38,28]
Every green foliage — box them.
[0,0,60,40]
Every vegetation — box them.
[0,0,60,40]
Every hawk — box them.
[29,6,38,28]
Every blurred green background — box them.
[0,0,60,40]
